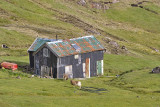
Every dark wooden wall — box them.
[34,45,104,79]
[34,46,57,78]
[57,50,104,78]
[29,51,34,68]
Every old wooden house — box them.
[28,38,57,68]
[29,36,105,79]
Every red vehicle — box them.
[1,62,18,70]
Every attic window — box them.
[71,44,81,52]
[43,48,50,57]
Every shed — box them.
[28,37,57,68]
[32,35,105,79]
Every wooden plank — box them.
[85,58,89,78]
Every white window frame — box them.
[83,63,86,78]
[74,54,79,59]
[101,60,104,75]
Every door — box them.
[65,65,73,78]
[41,65,50,77]
[83,63,86,78]
[35,58,40,75]
[85,58,90,78]
[50,67,53,77]
[97,60,103,75]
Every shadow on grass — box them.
[81,86,108,93]
[153,91,160,93]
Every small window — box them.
[71,44,81,52]
[43,48,50,57]
[74,54,79,59]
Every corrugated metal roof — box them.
[46,35,105,57]
[28,37,56,52]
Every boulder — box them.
[78,0,86,6]
[152,67,160,73]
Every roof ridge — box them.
[46,35,94,44]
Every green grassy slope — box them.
[0,75,160,107]
[1,0,160,106]
[0,54,160,107]
[0,0,160,57]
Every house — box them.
[29,35,105,79]
[28,37,57,68]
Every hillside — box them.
[0,0,160,57]
[1,0,160,107]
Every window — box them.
[65,65,73,78]
[43,48,50,57]
[74,54,79,59]
[71,44,81,52]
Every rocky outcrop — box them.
[77,0,120,10]
[130,1,158,15]
[77,0,86,6]
[103,37,128,54]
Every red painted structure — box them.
[1,62,18,70]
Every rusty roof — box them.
[46,35,105,57]
[28,37,56,52]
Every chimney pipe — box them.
[56,35,58,41]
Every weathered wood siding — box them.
[34,46,104,79]
[57,50,104,78]
[34,46,57,78]
[29,51,34,68]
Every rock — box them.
[109,41,119,48]
[44,76,52,79]
[131,4,138,7]
[152,67,160,73]
[29,75,34,78]
[137,96,140,98]
[2,44,9,48]
[121,46,127,51]
[112,0,119,4]
[77,0,86,6]
[16,76,21,79]
[150,47,159,52]
[91,2,109,10]
[116,75,120,77]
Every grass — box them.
[0,0,160,106]
[0,0,160,56]
[0,56,29,65]
[105,29,160,56]
[106,6,160,33]
[110,68,160,94]
[0,17,11,26]
[0,28,34,47]
[104,54,160,75]
[0,72,160,107]
[0,0,83,33]
[0,54,160,106]
[0,28,34,56]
